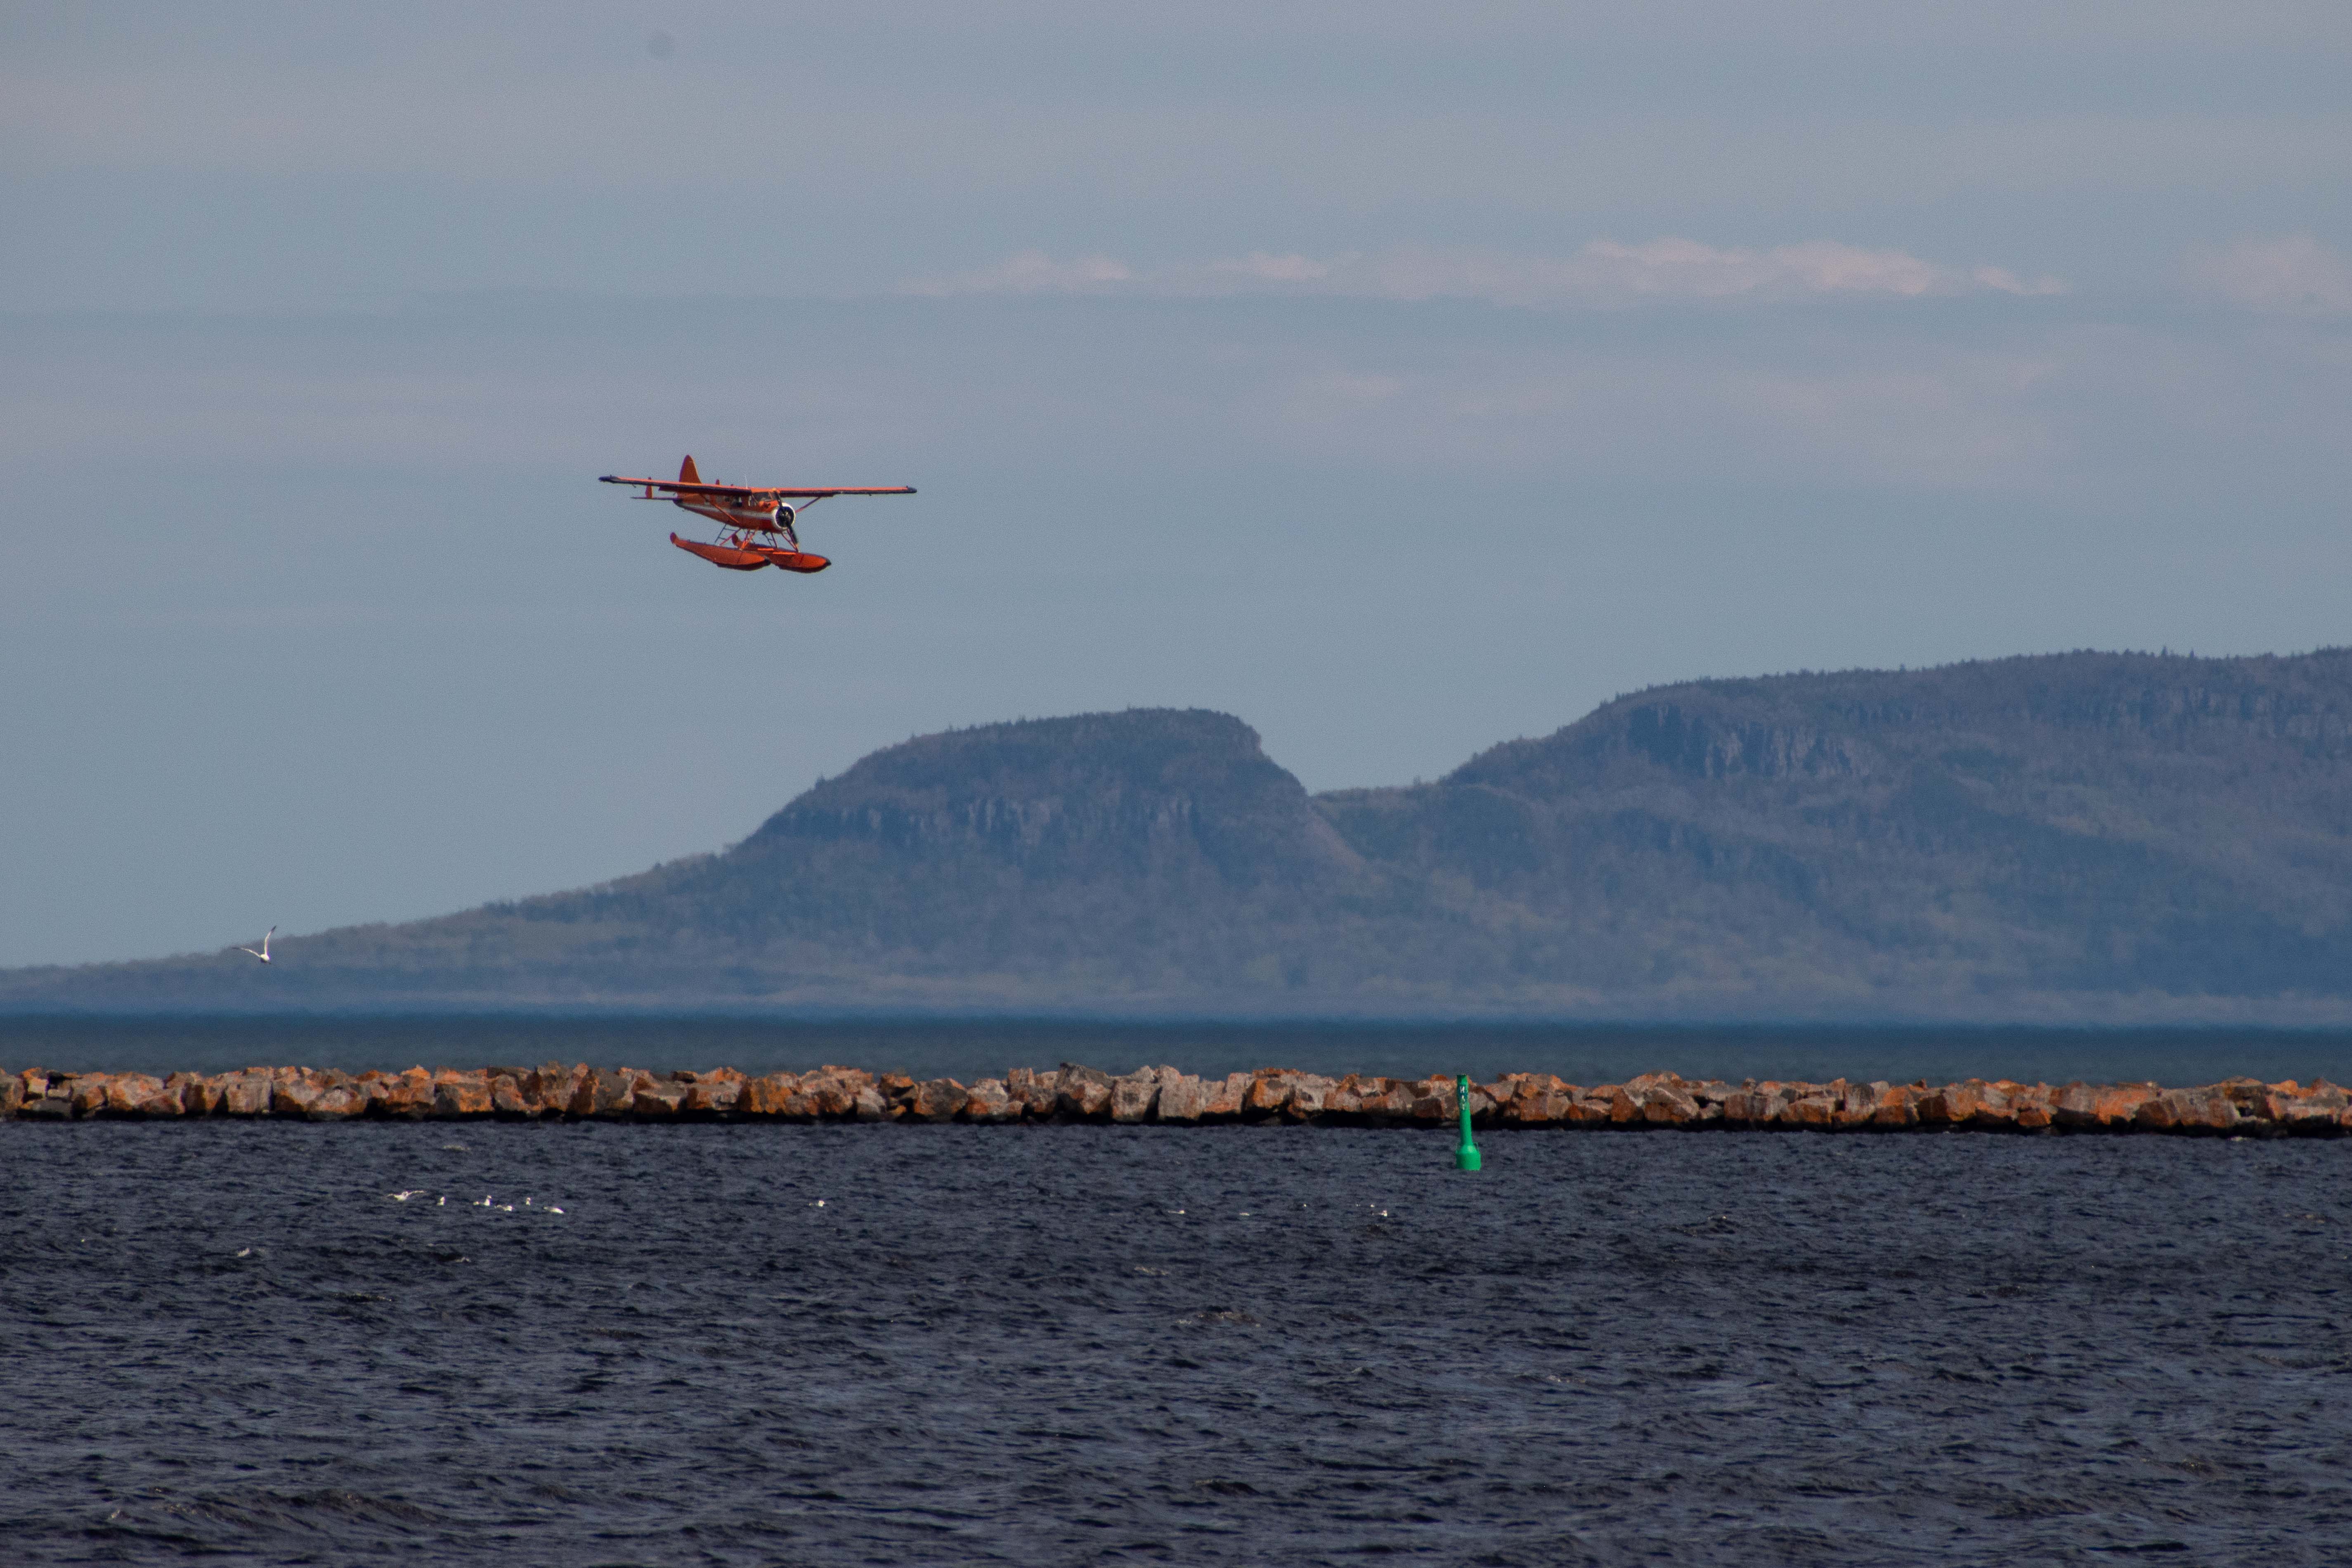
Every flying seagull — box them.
[237,926,275,964]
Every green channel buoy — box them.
[1455,1073,1482,1172]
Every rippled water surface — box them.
[3,1123,2348,1564]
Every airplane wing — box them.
[600,475,916,499]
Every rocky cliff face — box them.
[1314,650,2352,1005]
[739,709,1357,888]
[572,709,1367,994]
[16,653,2352,1017]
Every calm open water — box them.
[8,1015,2352,1086]
[2,1120,2347,1565]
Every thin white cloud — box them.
[906,239,2063,306]
[1209,252,1344,283]
[903,250,1135,296]
[2185,235,2352,314]
[1344,239,2063,304]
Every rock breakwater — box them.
[4,1064,2349,1134]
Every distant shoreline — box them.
[20,653,2352,1016]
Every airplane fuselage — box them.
[677,496,790,532]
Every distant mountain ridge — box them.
[17,649,2352,1020]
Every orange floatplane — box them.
[599,456,915,574]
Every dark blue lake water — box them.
[8,1014,2352,1086]
[3,1117,2348,1564]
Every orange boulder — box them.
[681,1077,742,1116]
[2137,1086,2238,1134]
[434,1077,495,1117]
[909,1078,969,1122]
[963,1078,1020,1123]
[489,1076,535,1117]
[736,1073,801,1118]
[1197,1071,1250,1121]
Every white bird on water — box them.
[236,926,275,964]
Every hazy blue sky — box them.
[5,1,2350,967]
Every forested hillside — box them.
[16,650,2352,1019]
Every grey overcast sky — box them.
[4,0,2351,967]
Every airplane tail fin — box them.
[679,455,701,485]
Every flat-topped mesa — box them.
[3,1064,2347,1134]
